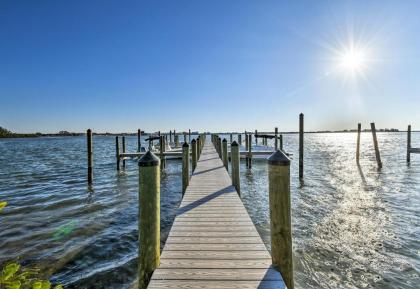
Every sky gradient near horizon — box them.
[1,0,420,133]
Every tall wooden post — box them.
[182,142,190,194]
[238,134,242,145]
[230,134,233,144]
[275,127,278,150]
[138,129,142,152]
[170,130,172,143]
[280,134,283,151]
[192,139,197,172]
[116,136,120,171]
[222,138,228,171]
[138,151,160,289]
[122,136,126,169]
[87,129,93,184]
[268,150,294,289]
[231,141,240,195]
[184,132,187,144]
[197,136,201,158]
[248,134,252,168]
[299,113,304,179]
[255,130,258,145]
[245,132,248,151]
[371,123,382,168]
[175,133,179,148]
[159,136,164,170]
[407,125,411,163]
[189,129,191,143]
[356,123,361,163]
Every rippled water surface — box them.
[0,133,419,288]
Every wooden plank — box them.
[411,147,420,153]
[147,138,285,289]
[148,280,285,289]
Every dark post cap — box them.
[139,151,159,167]
[268,150,290,166]
[87,129,91,133]
[222,138,227,142]
[300,113,304,116]
[191,139,196,143]
[231,141,238,147]
[183,142,189,148]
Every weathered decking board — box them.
[147,138,285,289]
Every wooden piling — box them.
[116,136,120,171]
[169,130,172,143]
[222,138,228,171]
[122,136,126,169]
[138,129,142,152]
[138,151,160,289]
[299,113,304,179]
[159,136,164,170]
[87,129,93,184]
[407,125,411,163]
[231,140,240,195]
[268,150,294,289]
[182,142,189,194]
[248,134,252,168]
[191,139,197,172]
[189,129,191,143]
[175,133,179,148]
[356,123,361,163]
[230,133,233,144]
[275,127,278,150]
[238,133,242,145]
[370,123,382,168]
[280,134,283,151]
[255,130,258,145]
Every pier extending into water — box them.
[146,138,287,289]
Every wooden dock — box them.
[147,139,286,289]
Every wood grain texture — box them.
[147,138,285,289]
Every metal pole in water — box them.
[192,139,197,172]
[371,122,382,168]
[182,142,190,194]
[407,125,411,163]
[231,141,240,195]
[268,150,294,289]
[87,129,93,184]
[138,151,160,289]
[299,113,304,179]
[222,138,228,171]
[356,123,361,163]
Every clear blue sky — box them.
[1,0,419,133]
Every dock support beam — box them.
[371,123,382,168]
[138,151,160,289]
[407,125,411,163]
[268,150,294,289]
[192,139,197,172]
[356,123,361,163]
[87,129,93,184]
[299,113,304,179]
[247,134,252,168]
[138,129,142,152]
[275,127,278,150]
[238,133,242,146]
[231,141,240,195]
[182,142,190,194]
[116,136,120,171]
[222,138,228,171]
[122,136,126,169]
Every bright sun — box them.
[339,48,367,72]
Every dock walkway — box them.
[147,138,285,288]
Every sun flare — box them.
[340,49,366,72]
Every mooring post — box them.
[175,133,179,148]
[138,151,160,289]
[230,133,233,144]
[299,113,304,179]
[188,129,191,143]
[138,129,142,152]
[407,125,411,163]
[169,130,172,143]
[182,142,190,194]
[245,132,248,151]
[268,149,294,289]
[192,139,197,172]
[280,134,283,151]
[275,127,279,150]
[356,123,361,163]
[122,136,126,169]
[159,136,164,170]
[371,123,382,168]
[231,141,240,195]
[197,136,201,158]
[238,133,242,146]
[116,136,120,171]
[222,138,228,171]
[255,130,258,145]
[87,129,93,184]
[248,134,252,168]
